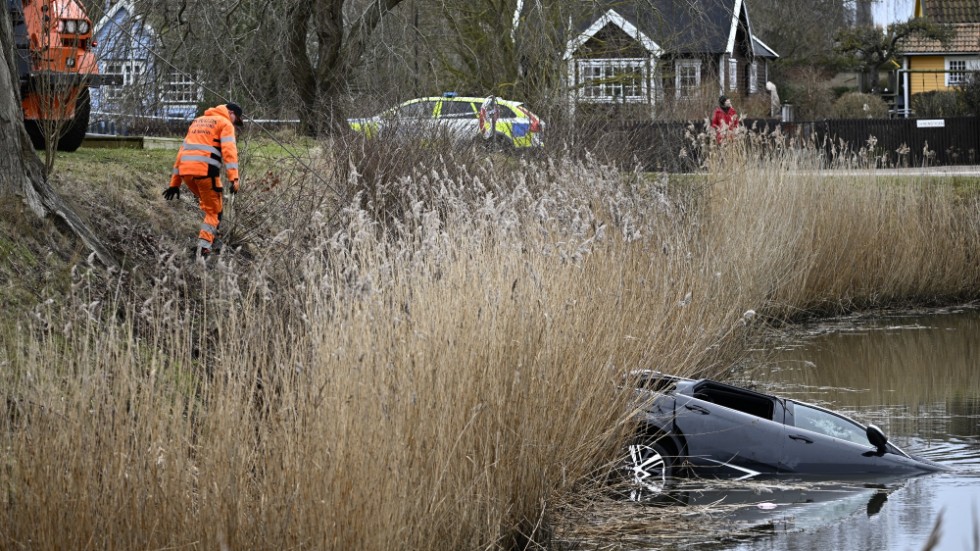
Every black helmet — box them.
[226,103,244,126]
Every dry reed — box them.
[2,134,979,550]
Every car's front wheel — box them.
[623,438,675,501]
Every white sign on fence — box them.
[916,119,946,128]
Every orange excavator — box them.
[9,0,119,151]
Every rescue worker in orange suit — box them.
[162,103,243,256]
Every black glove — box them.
[162,186,181,200]
[230,179,239,194]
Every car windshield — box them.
[791,401,869,446]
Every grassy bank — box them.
[2,136,979,549]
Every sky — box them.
[872,0,917,26]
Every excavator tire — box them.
[24,119,45,151]
[23,88,91,152]
[56,88,91,152]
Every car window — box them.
[791,402,869,446]
[393,101,437,119]
[692,381,776,419]
[499,104,522,118]
[439,100,478,119]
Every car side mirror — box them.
[866,424,888,456]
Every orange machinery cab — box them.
[18,0,102,121]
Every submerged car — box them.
[347,94,544,149]
[623,372,947,499]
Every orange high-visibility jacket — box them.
[168,105,240,187]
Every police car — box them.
[348,93,544,149]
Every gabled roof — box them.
[565,0,775,59]
[917,0,980,24]
[752,35,778,59]
[585,0,738,54]
[564,8,662,59]
[94,0,157,57]
[902,22,980,53]
[95,0,137,35]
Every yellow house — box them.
[898,0,980,115]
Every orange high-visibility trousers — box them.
[181,175,223,251]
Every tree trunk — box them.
[285,0,405,137]
[0,7,116,269]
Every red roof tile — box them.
[922,0,980,24]
[902,22,980,53]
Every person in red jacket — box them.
[711,95,740,144]
[162,103,243,257]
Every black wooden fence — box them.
[595,116,980,172]
[808,117,980,167]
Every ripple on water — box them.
[906,437,980,470]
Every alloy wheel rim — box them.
[627,443,667,500]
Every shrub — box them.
[912,90,967,118]
[957,71,980,116]
[832,92,890,119]
[739,92,775,119]
[780,66,835,120]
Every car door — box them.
[388,100,438,139]
[673,392,786,478]
[782,401,927,475]
[435,99,479,142]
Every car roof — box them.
[403,96,524,107]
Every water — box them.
[716,308,980,550]
[560,309,980,550]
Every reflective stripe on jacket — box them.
[168,105,240,187]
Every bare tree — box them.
[432,0,567,107]
[751,0,854,66]
[439,0,522,95]
[1,8,116,269]
[284,0,409,136]
[134,0,408,135]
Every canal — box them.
[560,307,980,550]
[717,307,980,550]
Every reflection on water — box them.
[716,473,980,551]
[724,308,980,551]
[758,311,978,395]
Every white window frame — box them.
[749,61,759,94]
[947,57,980,87]
[675,58,701,99]
[728,58,738,91]
[947,59,968,86]
[162,70,203,106]
[101,59,146,102]
[575,58,649,103]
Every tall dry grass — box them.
[3,134,980,549]
[689,128,980,319]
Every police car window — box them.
[395,101,436,119]
[791,402,869,446]
[500,104,521,118]
[440,101,478,119]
